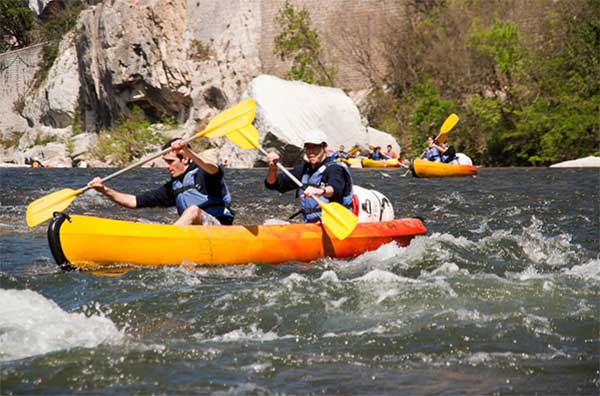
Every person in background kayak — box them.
[439,142,458,163]
[87,138,234,226]
[383,144,398,159]
[368,146,384,160]
[331,145,349,161]
[422,135,442,162]
[264,130,354,223]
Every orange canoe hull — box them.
[411,159,477,178]
[48,214,427,270]
[361,158,403,168]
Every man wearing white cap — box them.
[265,130,354,223]
[87,138,234,226]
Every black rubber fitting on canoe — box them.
[410,159,419,178]
[47,212,75,271]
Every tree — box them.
[0,0,34,51]
[274,1,336,86]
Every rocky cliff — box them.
[1,0,399,167]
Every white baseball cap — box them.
[302,129,327,146]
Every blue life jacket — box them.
[441,145,457,163]
[369,152,383,160]
[299,161,353,223]
[425,147,441,162]
[331,151,349,160]
[171,166,233,222]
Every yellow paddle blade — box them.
[347,146,360,156]
[317,201,359,240]
[226,125,260,149]
[438,113,459,144]
[198,98,256,139]
[26,188,81,227]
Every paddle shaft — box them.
[258,146,303,189]
[229,125,358,240]
[79,134,201,194]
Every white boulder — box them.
[221,74,400,167]
[550,156,600,168]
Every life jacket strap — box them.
[288,209,303,220]
[172,183,200,195]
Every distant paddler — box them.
[331,145,350,161]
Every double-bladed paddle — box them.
[26,99,257,227]
[225,125,358,240]
[419,113,459,159]
[437,113,459,144]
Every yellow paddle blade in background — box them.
[437,113,459,144]
[26,188,81,227]
[200,99,256,139]
[226,125,260,149]
[318,200,359,240]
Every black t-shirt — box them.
[265,158,351,204]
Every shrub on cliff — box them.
[0,0,34,51]
[91,106,164,166]
[274,1,337,87]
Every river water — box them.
[1,167,598,395]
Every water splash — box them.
[0,289,124,362]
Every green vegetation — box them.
[12,96,25,115]
[91,106,165,166]
[33,133,56,146]
[64,136,74,155]
[274,1,336,86]
[190,39,213,61]
[71,104,83,136]
[0,130,24,148]
[32,1,85,87]
[0,0,34,51]
[2,0,84,89]
[368,0,599,166]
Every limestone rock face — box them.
[184,0,262,127]
[22,33,80,129]
[218,74,400,168]
[77,0,192,128]
[1,1,400,169]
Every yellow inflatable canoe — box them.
[411,159,477,178]
[361,158,403,168]
[48,214,427,270]
[340,157,361,167]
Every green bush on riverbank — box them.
[366,0,599,166]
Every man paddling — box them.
[264,130,354,223]
[87,138,234,226]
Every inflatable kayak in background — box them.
[340,157,362,168]
[411,155,477,178]
[361,158,403,168]
[47,214,427,270]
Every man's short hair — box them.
[162,137,190,160]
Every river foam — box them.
[0,289,124,362]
